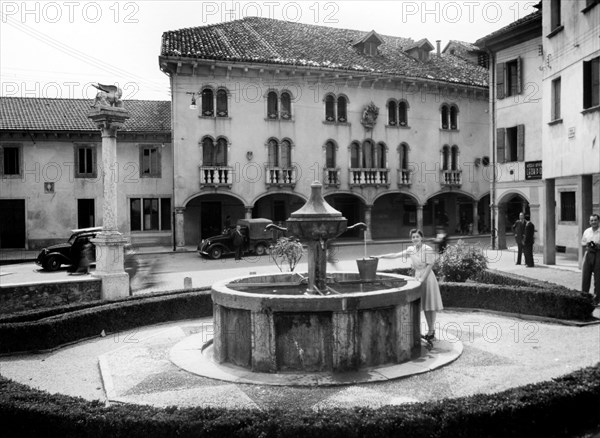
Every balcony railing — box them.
[441,170,462,187]
[349,168,390,187]
[266,166,297,187]
[323,168,340,187]
[397,169,412,186]
[199,166,233,188]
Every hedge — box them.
[0,272,598,436]
[0,364,599,437]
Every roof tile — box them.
[0,98,171,132]
[161,17,487,87]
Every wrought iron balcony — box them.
[266,166,297,187]
[199,166,233,188]
[349,168,390,187]
[441,170,462,187]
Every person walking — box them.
[232,225,244,261]
[581,213,600,302]
[523,215,535,267]
[373,229,443,342]
[512,212,526,265]
[72,241,92,275]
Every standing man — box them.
[523,215,535,268]
[232,225,244,261]
[512,212,526,265]
[581,214,600,302]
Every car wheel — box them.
[255,243,267,256]
[210,247,223,260]
[46,256,61,271]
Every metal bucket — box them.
[356,257,379,281]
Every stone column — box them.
[472,201,479,235]
[245,207,253,219]
[543,178,556,265]
[88,107,130,300]
[496,204,507,249]
[174,207,185,250]
[577,175,593,267]
[416,205,424,232]
[364,205,373,241]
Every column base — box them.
[91,231,129,300]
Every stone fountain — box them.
[210,182,424,374]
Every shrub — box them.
[433,239,487,282]
[269,237,303,272]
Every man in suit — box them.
[512,212,526,265]
[581,214,600,302]
[232,225,245,261]
[523,215,535,267]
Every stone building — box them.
[159,17,491,249]
[0,97,172,249]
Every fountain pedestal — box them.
[212,272,422,373]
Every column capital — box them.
[87,107,130,134]
[174,206,186,214]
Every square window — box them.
[560,192,576,222]
[75,145,97,178]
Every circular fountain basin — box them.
[211,272,422,373]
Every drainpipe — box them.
[489,49,497,249]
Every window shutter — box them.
[496,63,505,99]
[583,60,591,109]
[517,124,525,162]
[496,128,506,164]
[516,57,523,94]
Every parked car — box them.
[36,227,102,271]
[198,218,275,259]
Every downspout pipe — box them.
[488,49,497,250]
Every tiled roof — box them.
[0,97,171,132]
[161,17,488,87]
[476,10,542,46]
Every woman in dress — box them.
[374,229,443,342]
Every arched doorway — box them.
[324,194,364,238]
[371,193,418,239]
[253,193,305,227]
[185,194,246,244]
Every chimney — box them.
[436,40,441,57]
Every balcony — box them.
[266,166,297,187]
[323,168,341,188]
[349,168,390,187]
[397,169,412,187]
[441,170,462,187]
[199,166,233,188]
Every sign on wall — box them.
[525,161,542,180]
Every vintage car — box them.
[198,218,275,259]
[35,227,102,271]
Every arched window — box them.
[325,141,336,168]
[376,142,386,168]
[215,137,228,166]
[337,96,347,122]
[399,143,409,170]
[451,145,459,170]
[325,94,335,121]
[216,89,228,117]
[267,92,278,119]
[441,105,449,129]
[280,92,291,119]
[388,100,398,125]
[442,145,450,170]
[450,105,458,130]
[398,101,408,126]
[280,139,292,167]
[268,138,279,166]
[201,88,214,116]
[350,142,360,168]
[202,137,215,166]
[362,140,374,168]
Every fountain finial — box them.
[290,181,342,218]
